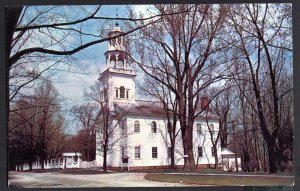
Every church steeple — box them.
[105,24,128,70]
[99,24,137,106]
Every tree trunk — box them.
[103,147,107,172]
[182,127,195,170]
[29,161,33,171]
[214,146,218,169]
[6,6,23,68]
[170,145,175,170]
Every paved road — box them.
[8,171,191,188]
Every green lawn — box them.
[128,168,293,176]
[144,173,294,186]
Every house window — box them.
[211,147,215,157]
[135,146,140,159]
[134,121,140,133]
[120,86,125,98]
[168,147,172,158]
[198,147,203,157]
[126,90,129,98]
[151,121,157,133]
[152,147,158,158]
[197,123,202,134]
[209,124,214,132]
[116,89,118,98]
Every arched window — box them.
[197,123,202,134]
[209,124,214,132]
[120,86,125,98]
[151,121,157,133]
[134,121,140,133]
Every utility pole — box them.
[232,120,239,172]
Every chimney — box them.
[201,96,209,111]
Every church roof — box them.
[114,100,219,120]
[114,100,166,116]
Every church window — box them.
[116,89,118,98]
[126,90,129,98]
[197,123,202,134]
[118,37,121,44]
[151,121,157,133]
[209,124,214,132]
[135,146,140,159]
[120,86,125,98]
[198,147,203,157]
[134,121,140,133]
[152,147,158,158]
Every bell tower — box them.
[98,24,136,107]
[105,23,128,69]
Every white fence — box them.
[79,160,97,168]
[16,158,97,171]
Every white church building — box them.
[95,25,222,170]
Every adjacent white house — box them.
[95,25,222,170]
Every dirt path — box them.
[8,171,190,187]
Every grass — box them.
[144,173,294,186]
[126,167,293,176]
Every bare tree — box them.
[129,4,229,170]
[229,4,292,173]
[9,81,65,170]
[71,103,100,161]
[85,81,127,172]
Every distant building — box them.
[95,25,222,171]
[220,148,242,171]
[16,152,98,170]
